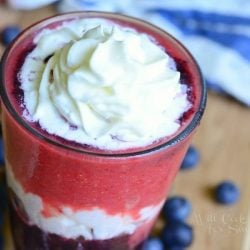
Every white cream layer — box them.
[6,164,163,240]
[20,18,191,150]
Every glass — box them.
[0,12,206,250]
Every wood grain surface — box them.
[0,5,250,250]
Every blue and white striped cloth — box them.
[57,0,250,106]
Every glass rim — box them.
[0,11,207,158]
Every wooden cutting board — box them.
[0,5,250,250]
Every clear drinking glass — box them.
[0,12,206,250]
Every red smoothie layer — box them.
[1,13,204,218]
[4,107,192,217]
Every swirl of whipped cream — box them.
[21,20,190,149]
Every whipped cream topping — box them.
[20,18,191,150]
[6,162,163,240]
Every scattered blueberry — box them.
[215,181,240,205]
[181,145,200,170]
[0,138,5,166]
[143,237,164,250]
[1,25,21,46]
[162,196,191,222]
[161,222,193,248]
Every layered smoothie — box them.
[0,12,206,250]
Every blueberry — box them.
[0,138,5,166]
[143,237,164,250]
[215,181,240,205]
[161,222,193,248]
[181,145,200,170]
[162,196,191,222]
[1,26,21,46]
